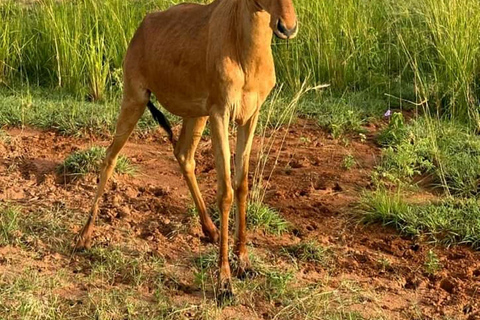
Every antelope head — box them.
[254,0,298,40]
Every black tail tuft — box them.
[147,101,173,143]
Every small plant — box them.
[424,250,442,275]
[0,129,10,144]
[342,154,356,170]
[299,136,311,145]
[377,112,408,147]
[378,257,392,272]
[359,133,367,143]
[58,146,135,177]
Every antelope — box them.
[75,0,298,298]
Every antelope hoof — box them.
[74,234,92,251]
[74,223,94,251]
[216,279,234,305]
[203,226,220,244]
[235,265,257,280]
[235,256,257,280]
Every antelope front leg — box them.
[210,108,234,299]
[234,112,259,278]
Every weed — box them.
[424,250,442,275]
[342,154,356,171]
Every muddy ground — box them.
[0,120,479,319]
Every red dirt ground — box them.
[1,120,479,319]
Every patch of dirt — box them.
[1,121,479,319]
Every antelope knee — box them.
[234,179,249,201]
[103,152,118,169]
[217,185,234,211]
[175,152,195,175]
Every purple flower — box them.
[384,109,392,118]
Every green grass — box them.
[376,114,480,196]
[58,146,135,177]
[202,202,289,236]
[0,205,21,246]
[0,87,165,136]
[246,202,290,235]
[299,91,385,138]
[0,267,70,320]
[361,190,480,250]
[0,204,77,251]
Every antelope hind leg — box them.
[76,94,147,250]
[174,117,219,243]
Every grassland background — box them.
[1,0,480,124]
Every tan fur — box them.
[76,0,297,297]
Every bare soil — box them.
[1,120,479,319]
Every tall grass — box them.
[1,0,480,124]
[0,0,165,100]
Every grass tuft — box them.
[376,116,480,196]
[282,241,333,265]
[85,247,155,286]
[0,205,20,246]
[247,202,290,235]
[58,146,135,177]
[361,190,480,250]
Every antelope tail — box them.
[147,101,174,143]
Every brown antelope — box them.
[76,0,298,297]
